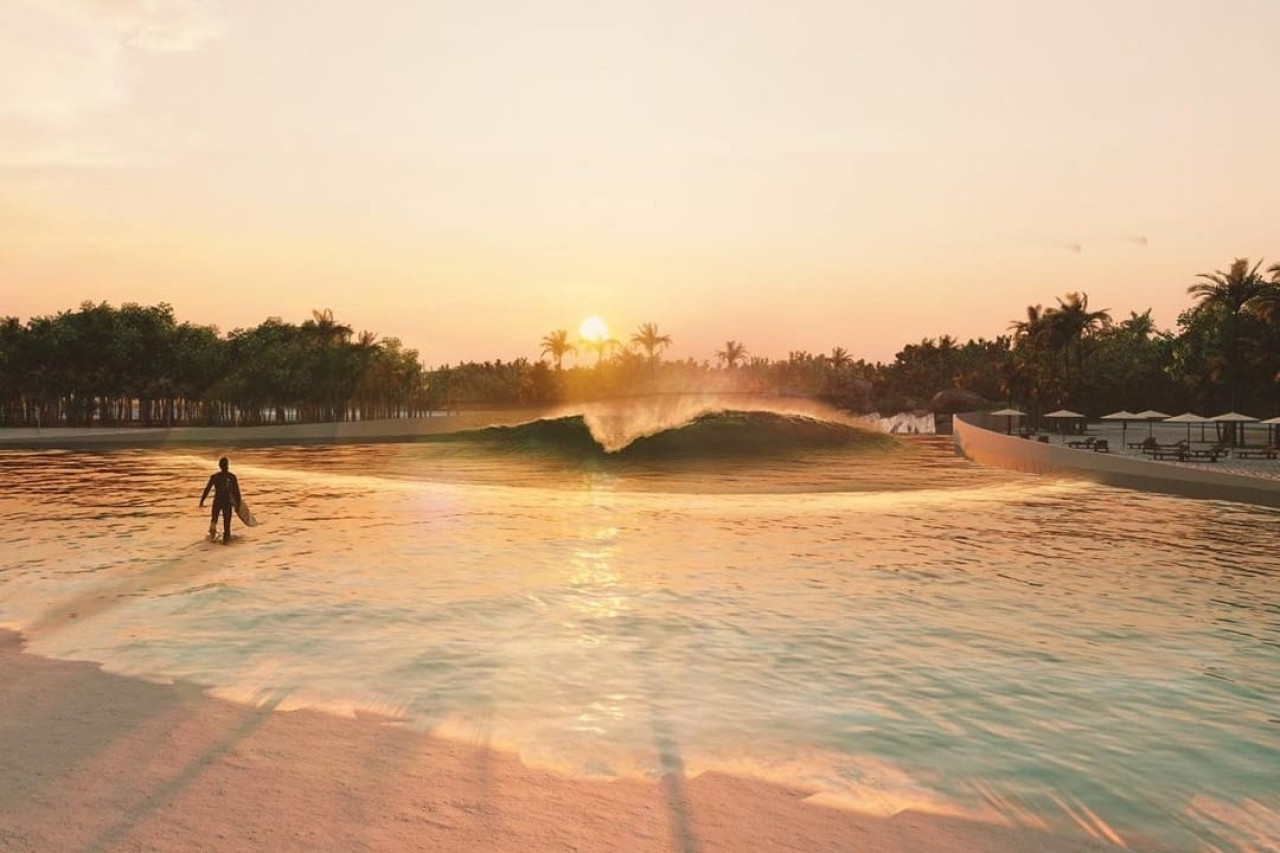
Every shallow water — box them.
[1,410,1277,852]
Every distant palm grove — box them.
[2,258,1278,428]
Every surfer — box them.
[200,456,242,544]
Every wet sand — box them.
[0,630,1137,853]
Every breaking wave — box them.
[433,408,899,460]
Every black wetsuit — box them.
[201,470,241,542]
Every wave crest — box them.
[441,398,900,459]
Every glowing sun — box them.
[579,315,609,343]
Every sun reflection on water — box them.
[1,441,1276,853]
[565,526,629,648]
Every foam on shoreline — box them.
[0,629,1137,852]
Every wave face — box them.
[436,409,899,460]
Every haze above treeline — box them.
[9,2,1280,377]
[1,258,1277,429]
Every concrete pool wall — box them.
[953,412,1280,509]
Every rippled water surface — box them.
[1,417,1277,852]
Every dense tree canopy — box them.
[0,303,428,427]
[2,259,1277,428]
[999,260,1279,421]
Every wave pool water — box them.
[1,407,1276,851]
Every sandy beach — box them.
[0,629,1140,853]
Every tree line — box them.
[0,305,428,427]
[1001,259,1279,420]
[430,257,1280,421]
[1,258,1277,428]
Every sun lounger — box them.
[1154,443,1226,462]
[1235,445,1279,460]
[1147,439,1189,458]
[1136,437,1162,454]
[1066,437,1096,449]
[1092,439,1110,453]
[1152,447,1189,461]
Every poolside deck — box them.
[953,413,1280,509]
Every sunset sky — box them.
[4,0,1279,366]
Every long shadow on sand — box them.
[0,636,1141,852]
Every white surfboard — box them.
[235,500,259,527]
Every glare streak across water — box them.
[0,412,1277,852]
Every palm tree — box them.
[630,322,672,363]
[1119,309,1156,339]
[716,340,748,369]
[1246,262,1280,324]
[1244,264,1280,408]
[303,308,353,346]
[584,336,620,367]
[540,329,576,370]
[0,317,23,425]
[349,330,383,420]
[1009,305,1056,415]
[1188,258,1268,409]
[1050,292,1111,388]
[1191,258,1268,316]
[1009,305,1048,346]
[828,347,851,371]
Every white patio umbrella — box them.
[1259,415,1280,447]
[1044,409,1086,436]
[1163,412,1208,443]
[1210,411,1260,445]
[1134,409,1171,438]
[1101,410,1139,446]
[990,408,1026,435]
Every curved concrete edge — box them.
[0,412,538,449]
[953,412,1280,510]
